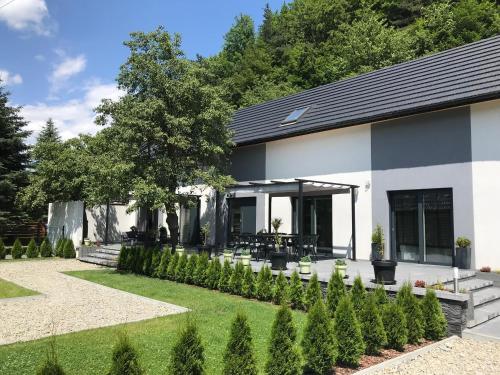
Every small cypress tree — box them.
[272,271,289,305]
[223,312,257,375]
[62,239,76,258]
[185,254,198,284]
[360,293,387,355]
[289,270,305,310]
[255,266,273,301]
[207,258,222,290]
[141,248,154,276]
[167,253,179,281]
[55,238,65,257]
[229,261,245,295]
[304,272,322,311]
[169,320,205,375]
[0,238,6,259]
[11,238,23,259]
[242,266,256,298]
[301,300,337,375]
[26,238,39,258]
[37,340,66,375]
[157,250,172,279]
[150,248,162,277]
[39,238,53,258]
[175,253,188,283]
[125,247,135,271]
[265,305,301,375]
[219,259,233,292]
[373,283,389,307]
[396,282,424,344]
[350,275,366,318]
[326,269,346,318]
[108,332,143,375]
[194,253,209,287]
[333,295,365,367]
[382,301,408,351]
[421,288,448,340]
[117,247,129,271]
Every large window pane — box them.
[393,192,419,262]
[423,191,453,265]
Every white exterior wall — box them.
[471,99,500,270]
[86,203,137,243]
[47,201,84,246]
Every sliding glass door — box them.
[227,197,257,235]
[390,189,454,266]
[293,195,332,249]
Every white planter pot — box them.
[176,248,185,256]
[240,254,251,266]
[335,264,347,278]
[223,253,233,264]
[83,239,91,246]
[299,261,311,274]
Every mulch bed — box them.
[335,339,433,374]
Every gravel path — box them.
[0,259,187,345]
[372,338,500,375]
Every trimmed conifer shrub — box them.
[396,282,424,344]
[242,266,256,298]
[39,238,53,258]
[167,252,179,280]
[0,238,6,259]
[193,253,209,287]
[301,300,337,375]
[150,248,162,277]
[421,288,448,340]
[108,332,143,375]
[265,304,301,375]
[272,270,289,305]
[11,238,23,259]
[255,265,273,301]
[219,259,233,292]
[55,238,65,257]
[333,295,365,367]
[289,270,304,310]
[141,248,153,276]
[305,272,322,311]
[326,269,346,318]
[360,292,387,355]
[184,254,198,284]
[373,283,389,307]
[229,261,245,295]
[62,239,76,258]
[169,320,205,375]
[117,246,129,271]
[175,253,188,283]
[26,238,39,258]
[37,340,66,375]
[382,301,408,351]
[156,249,172,279]
[223,312,257,375]
[206,258,221,290]
[350,275,366,318]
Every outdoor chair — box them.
[302,234,319,262]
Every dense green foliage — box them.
[289,270,305,310]
[0,238,5,259]
[301,300,337,375]
[206,258,222,290]
[62,240,76,259]
[326,269,346,318]
[55,238,65,258]
[421,288,448,340]
[185,254,198,284]
[167,253,179,281]
[304,272,322,311]
[360,293,387,355]
[175,253,188,283]
[26,238,38,258]
[223,312,257,375]
[108,332,143,375]
[373,283,389,306]
[396,282,424,344]
[229,261,245,295]
[169,320,205,375]
[255,266,273,301]
[382,301,408,351]
[219,260,233,293]
[265,305,301,375]
[36,341,66,375]
[194,253,209,287]
[272,271,289,305]
[39,238,53,257]
[242,265,256,298]
[11,238,23,259]
[350,275,366,318]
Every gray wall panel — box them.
[229,144,266,181]
[371,107,471,170]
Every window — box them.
[281,107,309,125]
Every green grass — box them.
[0,278,38,299]
[0,269,306,374]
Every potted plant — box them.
[455,236,471,269]
[299,255,312,274]
[223,249,233,264]
[197,223,212,258]
[176,245,185,256]
[83,238,91,246]
[240,248,251,267]
[270,217,287,270]
[335,259,347,278]
[370,225,397,285]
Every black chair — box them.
[301,235,319,262]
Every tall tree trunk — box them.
[166,210,179,249]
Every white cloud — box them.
[0,69,23,85]
[21,82,124,143]
[34,54,45,61]
[0,0,54,36]
[49,54,87,93]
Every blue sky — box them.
[0,0,285,141]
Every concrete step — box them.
[94,248,121,256]
[467,299,500,328]
[88,252,119,261]
[456,278,493,292]
[79,256,117,268]
[472,286,500,307]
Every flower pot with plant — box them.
[270,217,287,270]
[299,255,312,274]
[176,246,185,256]
[370,225,397,285]
[240,248,251,266]
[455,236,471,269]
[223,249,233,263]
[335,259,347,278]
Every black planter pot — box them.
[197,245,213,259]
[270,251,288,270]
[371,243,383,261]
[371,260,397,285]
[455,247,471,269]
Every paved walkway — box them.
[0,259,187,346]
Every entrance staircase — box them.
[78,245,120,268]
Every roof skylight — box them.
[281,106,309,125]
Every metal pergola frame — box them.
[224,178,360,260]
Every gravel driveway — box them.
[372,338,500,375]
[0,259,187,345]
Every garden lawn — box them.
[0,278,38,299]
[0,269,306,374]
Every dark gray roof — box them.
[230,35,500,146]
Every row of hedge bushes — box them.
[0,237,76,260]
